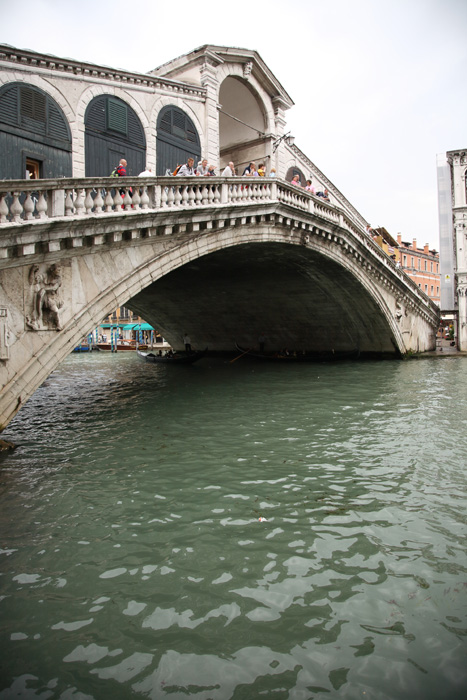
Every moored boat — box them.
[137,348,208,364]
[73,343,98,353]
[234,343,359,362]
[97,341,138,351]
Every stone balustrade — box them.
[0,176,341,227]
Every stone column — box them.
[200,51,224,168]
[272,97,289,176]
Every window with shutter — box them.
[107,98,128,135]
[20,87,46,122]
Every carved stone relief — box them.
[25,263,67,331]
[243,61,253,79]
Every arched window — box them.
[0,82,71,179]
[285,166,306,186]
[85,95,146,177]
[156,105,201,176]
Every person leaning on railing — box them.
[222,162,235,176]
[176,158,196,176]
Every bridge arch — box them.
[0,196,438,430]
[42,225,408,363]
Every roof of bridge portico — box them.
[149,45,294,109]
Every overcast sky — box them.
[1,0,466,249]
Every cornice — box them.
[0,44,207,99]
[446,149,467,166]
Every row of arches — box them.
[0,83,202,179]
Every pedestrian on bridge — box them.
[177,158,196,176]
[197,158,209,176]
[222,162,235,176]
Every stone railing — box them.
[0,176,342,227]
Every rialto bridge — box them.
[0,175,439,430]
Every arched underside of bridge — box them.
[127,241,399,355]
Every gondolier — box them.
[183,333,192,353]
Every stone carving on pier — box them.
[26,264,64,331]
[395,296,409,324]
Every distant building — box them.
[396,235,440,306]
[370,227,440,306]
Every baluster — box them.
[230,183,238,203]
[122,188,132,210]
[113,188,123,211]
[160,186,168,207]
[0,193,9,223]
[74,188,85,216]
[166,186,174,207]
[23,192,35,220]
[195,185,202,206]
[187,186,196,207]
[93,189,104,214]
[10,192,23,223]
[208,185,215,205]
[201,185,209,205]
[132,187,141,210]
[36,191,46,219]
[65,189,75,216]
[173,185,181,208]
[84,188,94,215]
[103,189,113,212]
[140,186,149,209]
[180,186,188,207]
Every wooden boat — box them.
[234,343,360,362]
[97,341,138,351]
[73,343,99,352]
[137,348,208,364]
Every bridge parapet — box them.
[0,175,343,228]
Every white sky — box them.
[1,0,466,249]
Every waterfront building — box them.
[98,306,168,347]
[396,234,440,306]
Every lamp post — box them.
[272,132,295,153]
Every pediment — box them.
[149,45,294,110]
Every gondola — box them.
[137,348,208,364]
[234,343,360,362]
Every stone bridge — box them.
[0,175,439,430]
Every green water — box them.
[0,353,466,699]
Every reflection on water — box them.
[0,353,466,699]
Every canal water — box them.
[0,352,466,700]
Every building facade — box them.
[436,149,467,350]
[396,235,440,306]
